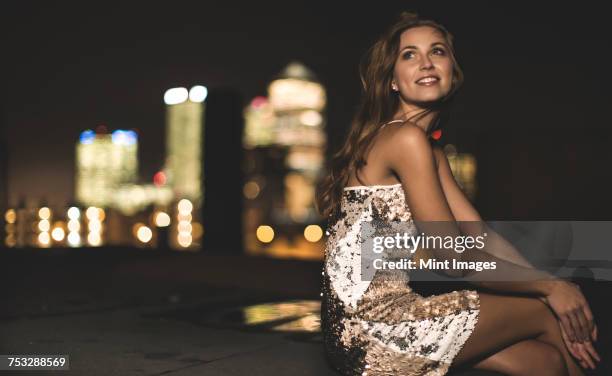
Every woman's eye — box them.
[432,48,446,55]
[402,51,414,59]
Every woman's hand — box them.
[544,280,595,342]
[539,295,600,369]
[559,321,600,370]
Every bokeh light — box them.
[38,207,51,220]
[88,232,102,246]
[38,219,50,232]
[67,207,80,220]
[38,232,51,246]
[243,181,261,199]
[256,225,274,243]
[164,87,188,105]
[177,213,192,222]
[177,199,193,214]
[79,129,96,144]
[68,220,80,232]
[154,212,171,227]
[67,232,81,247]
[304,225,323,242]
[178,232,192,247]
[51,227,65,242]
[136,225,153,243]
[5,235,16,247]
[4,209,16,224]
[97,208,106,221]
[300,110,323,126]
[189,85,208,103]
[178,222,192,233]
[88,221,102,232]
[153,171,167,186]
[86,207,99,221]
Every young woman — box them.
[317,11,600,376]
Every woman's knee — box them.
[525,343,567,376]
[455,293,565,367]
[534,300,567,344]
[480,293,557,337]
[485,341,568,376]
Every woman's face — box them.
[392,26,454,104]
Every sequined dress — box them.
[321,183,480,375]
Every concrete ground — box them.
[0,248,608,375]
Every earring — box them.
[391,82,399,92]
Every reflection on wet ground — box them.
[143,299,322,343]
[242,300,321,332]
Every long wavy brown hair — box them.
[316,11,464,223]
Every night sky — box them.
[2,1,611,211]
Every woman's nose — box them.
[420,55,434,70]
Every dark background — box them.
[1,1,611,216]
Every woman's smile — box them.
[415,75,440,86]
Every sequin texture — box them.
[321,184,480,375]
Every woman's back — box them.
[343,119,410,189]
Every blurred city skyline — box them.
[2,1,611,217]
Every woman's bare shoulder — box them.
[380,120,431,152]
[378,121,435,171]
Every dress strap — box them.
[381,119,407,129]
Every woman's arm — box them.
[433,146,599,353]
[384,124,557,294]
[385,126,596,344]
[432,146,536,269]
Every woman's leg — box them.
[451,292,585,376]
[534,305,588,376]
[454,339,566,376]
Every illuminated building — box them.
[243,96,276,148]
[242,61,327,260]
[443,144,478,201]
[75,128,138,207]
[112,183,173,216]
[67,85,206,249]
[268,62,326,148]
[164,86,207,208]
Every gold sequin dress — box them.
[321,183,480,375]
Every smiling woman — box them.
[317,10,599,376]
[393,33,455,104]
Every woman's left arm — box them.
[434,146,600,366]
[432,146,535,269]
